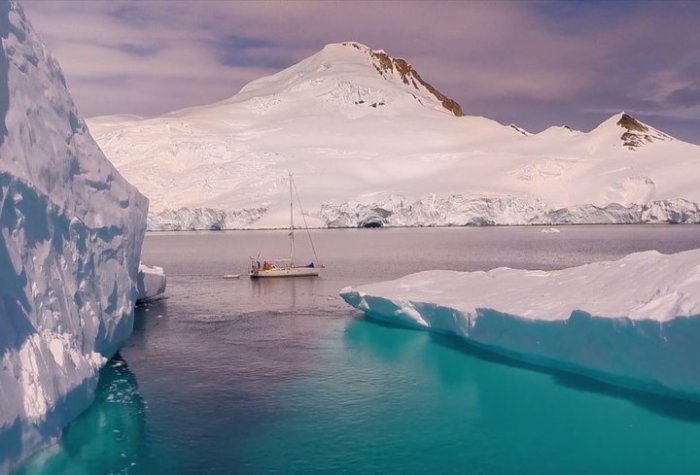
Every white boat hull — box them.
[249,173,323,279]
[250,267,320,278]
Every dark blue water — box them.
[19,226,700,474]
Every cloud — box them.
[667,85,700,108]
[215,35,290,69]
[20,0,700,144]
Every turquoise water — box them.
[18,226,700,474]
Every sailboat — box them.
[249,173,322,278]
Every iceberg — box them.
[341,249,700,400]
[0,2,147,472]
[15,356,147,474]
[136,264,167,304]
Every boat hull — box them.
[250,267,320,278]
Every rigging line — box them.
[292,175,322,267]
[0,183,8,226]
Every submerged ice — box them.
[0,2,147,472]
[341,249,700,400]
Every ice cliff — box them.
[0,2,147,472]
[341,249,700,400]
[142,195,700,231]
[321,195,700,227]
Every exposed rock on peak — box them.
[509,124,531,136]
[369,49,463,117]
[224,41,463,119]
[617,113,648,132]
[616,112,671,150]
[341,41,365,51]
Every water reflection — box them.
[344,314,425,362]
[350,313,700,424]
[249,276,318,308]
[428,332,700,423]
[18,355,149,475]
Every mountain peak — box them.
[229,42,463,118]
[596,112,672,150]
[319,41,372,57]
[616,112,647,132]
[367,48,463,117]
[320,42,463,117]
[616,112,671,150]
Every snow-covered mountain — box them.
[0,2,147,471]
[88,42,700,230]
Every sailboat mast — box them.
[289,172,295,266]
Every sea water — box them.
[18,226,700,474]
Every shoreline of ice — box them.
[340,249,700,401]
[145,197,700,231]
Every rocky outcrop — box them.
[617,113,671,149]
[370,49,463,116]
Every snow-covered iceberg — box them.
[340,249,700,400]
[136,264,167,304]
[0,2,147,472]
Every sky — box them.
[22,0,700,144]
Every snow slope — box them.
[0,2,147,472]
[88,42,700,230]
[340,249,700,400]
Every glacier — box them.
[321,195,700,228]
[142,195,700,231]
[85,42,700,231]
[340,249,700,400]
[147,205,267,231]
[0,2,147,472]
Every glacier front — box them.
[321,194,700,228]
[341,249,700,400]
[0,2,147,472]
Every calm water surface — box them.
[20,226,700,474]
